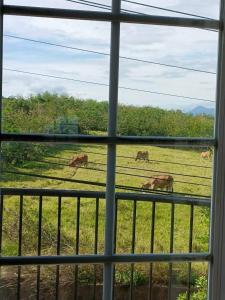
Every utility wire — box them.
[4,34,216,75]
[122,0,216,21]
[67,0,215,21]
[4,68,214,103]
[66,0,145,16]
[65,0,218,32]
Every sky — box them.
[3,0,220,111]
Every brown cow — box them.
[142,175,174,192]
[68,154,88,176]
[69,154,88,167]
[135,151,149,162]
[201,148,213,160]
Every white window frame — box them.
[0,1,224,299]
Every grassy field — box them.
[0,143,213,286]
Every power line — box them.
[65,0,217,32]
[66,0,145,16]
[4,34,216,75]
[4,68,214,103]
[122,0,216,21]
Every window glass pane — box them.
[118,24,218,138]
[3,16,110,135]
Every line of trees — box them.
[2,92,214,164]
[3,92,214,137]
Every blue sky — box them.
[3,0,220,111]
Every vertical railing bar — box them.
[17,195,23,300]
[55,196,62,300]
[168,203,175,300]
[148,202,156,300]
[187,205,194,300]
[112,197,118,299]
[74,196,80,300]
[103,0,121,298]
[93,197,99,300]
[129,200,137,300]
[36,196,43,300]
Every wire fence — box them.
[3,169,211,198]
[29,158,211,187]
[44,156,211,180]
[62,149,212,169]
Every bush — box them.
[177,276,207,300]
[1,143,48,165]
[115,268,147,286]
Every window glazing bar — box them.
[103,0,121,299]
[0,133,216,146]
[3,5,220,30]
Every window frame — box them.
[0,1,223,299]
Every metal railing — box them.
[0,188,211,299]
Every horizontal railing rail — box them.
[3,5,220,29]
[0,188,211,206]
[0,253,211,266]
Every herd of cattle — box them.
[68,149,212,193]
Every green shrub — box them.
[115,268,147,286]
[177,276,207,300]
[1,142,48,165]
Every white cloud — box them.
[2,0,219,111]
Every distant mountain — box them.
[188,106,215,116]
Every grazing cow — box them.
[68,154,88,176]
[69,154,88,168]
[200,148,213,160]
[142,175,174,192]
[135,151,149,162]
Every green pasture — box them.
[0,143,212,285]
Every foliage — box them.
[3,92,213,138]
[2,92,214,165]
[177,276,207,300]
[115,268,147,286]
[1,142,48,165]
